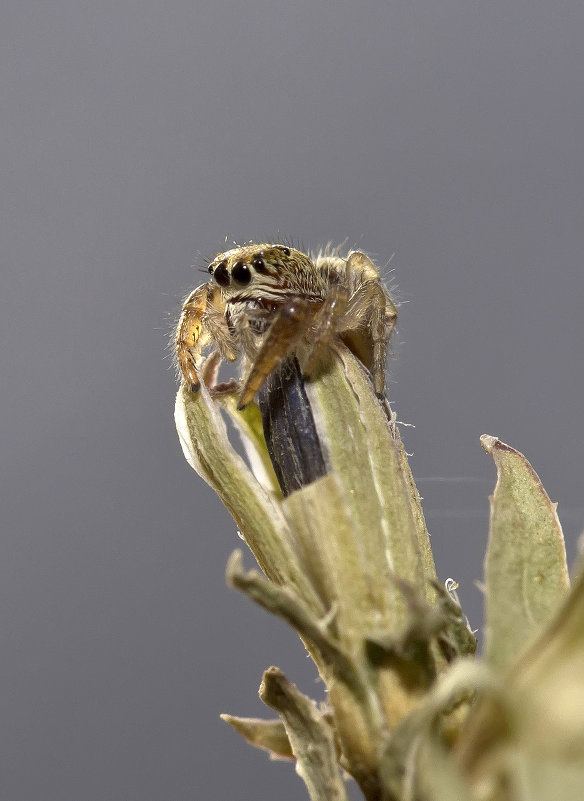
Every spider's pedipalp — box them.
[237,297,318,409]
[175,283,233,391]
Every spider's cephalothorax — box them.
[175,243,397,408]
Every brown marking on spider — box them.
[175,243,397,408]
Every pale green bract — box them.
[175,344,581,801]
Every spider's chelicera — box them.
[175,243,397,409]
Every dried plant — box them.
[174,250,581,801]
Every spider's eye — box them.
[213,261,230,287]
[232,261,252,285]
[252,256,266,273]
[280,247,291,256]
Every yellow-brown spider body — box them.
[175,243,397,408]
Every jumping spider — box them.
[175,243,397,409]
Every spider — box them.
[175,243,397,409]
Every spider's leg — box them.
[302,284,349,378]
[345,250,380,283]
[370,288,397,396]
[341,281,397,396]
[344,252,398,396]
[237,297,316,409]
[175,283,232,391]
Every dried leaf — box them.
[481,435,569,669]
[305,346,430,633]
[175,382,324,613]
[512,752,584,801]
[220,714,294,759]
[217,393,282,498]
[416,738,474,801]
[456,568,584,798]
[512,567,584,759]
[226,550,359,690]
[259,667,349,801]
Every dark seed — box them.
[257,357,328,497]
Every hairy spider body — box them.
[175,243,397,408]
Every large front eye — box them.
[213,261,230,286]
[232,261,252,285]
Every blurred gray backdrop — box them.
[2,1,583,799]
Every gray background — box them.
[2,1,583,799]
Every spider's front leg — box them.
[175,283,235,391]
[237,298,318,409]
